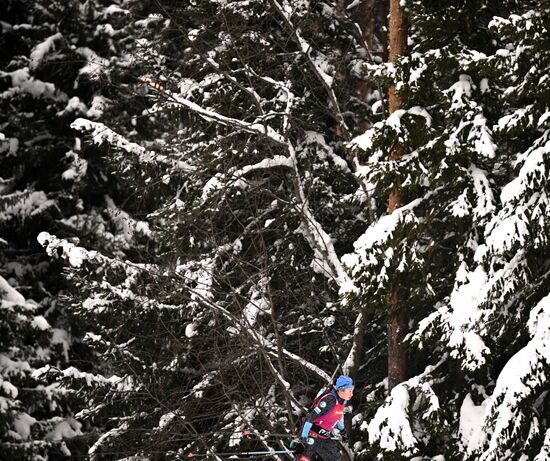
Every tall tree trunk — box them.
[387,0,408,392]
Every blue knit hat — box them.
[335,375,354,390]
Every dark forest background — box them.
[1,0,550,460]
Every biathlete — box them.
[295,375,354,461]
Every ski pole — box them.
[240,431,295,438]
[187,449,294,458]
[187,437,341,456]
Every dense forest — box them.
[1,0,549,460]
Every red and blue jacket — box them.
[301,390,347,439]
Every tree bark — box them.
[387,0,408,392]
[388,0,407,114]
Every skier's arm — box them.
[336,418,345,431]
[301,421,313,438]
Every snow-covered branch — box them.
[268,0,351,140]
[159,89,286,146]
[71,118,193,171]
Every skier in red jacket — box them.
[295,375,354,461]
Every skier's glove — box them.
[301,436,315,446]
[290,439,305,454]
[300,421,314,446]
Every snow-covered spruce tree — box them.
[0,275,82,460]
[343,0,550,459]
[442,6,550,460]
[1,0,153,458]
[36,1,390,459]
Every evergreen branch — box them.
[268,0,351,140]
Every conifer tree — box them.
[30,0,550,460]
[1,0,153,458]
[35,0,386,458]
[345,0,550,459]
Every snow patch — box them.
[45,418,82,441]
[30,33,63,69]
[38,232,97,267]
[0,68,67,100]
[0,275,26,306]
[13,413,37,440]
[32,315,50,330]
[366,384,416,452]
[459,393,488,451]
